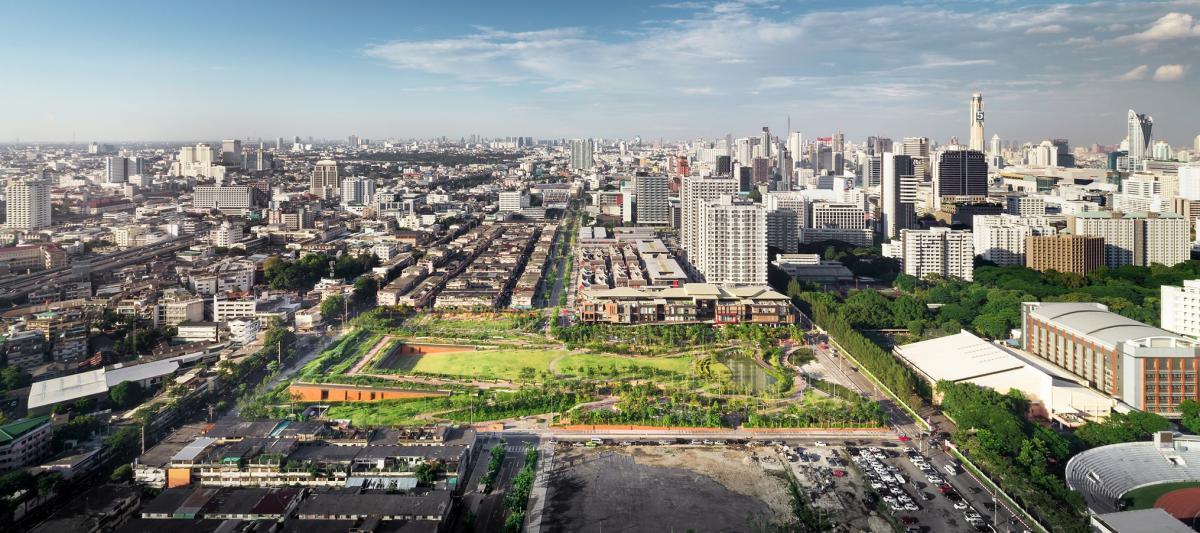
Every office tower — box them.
[635,174,670,225]
[899,228,974,281]
[275,137,284,150]
[900,137,929,158]
[1180,166,1200,201]
[1071,212,1190,267]
[340,177,376,206]
[681,175,738,259]
[969,91,985,152]
[1152,141,1173,161]
[1161,280,1200,337]
[1005,195,1046,216]
[786,132,803,165]
[881,153,917,240]
[933,149,988,208]
[221,139,242,166]
[248,150,274,172]
[760,127,771,159]
[1051,139,1075,167]
[831,132,844,154]
[1195,135,1200,154]
[195,143,215,165]
[348,134,359,147]
[811,202,867,230]
[865,155,882,188]
[714,155,732,175]
[695,196,767,284]
[751,157,770,184]
[5,178,51,230]
[570,139,594,171]
[973,214,1055,266]
[310,160,339,198]
[989,134,1002,156]
[766,209,798,252]
[104,156,130,184]
[1025,235,1103,275]
[1127,110,1154,161]
[737,167,753,192]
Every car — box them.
[937,483,954,494]
[905,503,919,511]
[966,512,983,521]
[898,435,912,442]
[832,469,846,477]
[870,482,883,490]
[890,487,904,496]
[953,501,969,510]
[815,441,828,447]
[618,441,632,446]
[899,516,918,525]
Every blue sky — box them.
[2,0,1199,146]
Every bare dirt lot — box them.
[543,446,793,532]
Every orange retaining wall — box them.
[288,383,448,402]
[398,343,476,355]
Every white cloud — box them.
[1114,12,1200,43]
[1153,64,1187,81]
[1026,24,1067,34]
[1119,64,1149,80]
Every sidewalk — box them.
[524,440,555,533]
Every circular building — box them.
[1065,431,1200,517]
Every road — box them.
[468,434,539,533]
[0,236,196,301]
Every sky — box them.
[2,0,1200,146]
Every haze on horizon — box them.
[2,0,1199,146]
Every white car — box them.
[890,487,904,496]
[905,503,919,511]
[815,441,828,447]
[870,482,883,490]
[953,501,969,510]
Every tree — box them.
[1182,399,1200,434]
[354,276,379,305]
[110,464,133,483]
[108,381,145,409]
[321,295,347,323]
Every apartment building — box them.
[1025,235,1103,275]
[898,227,975,281]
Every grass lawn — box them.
[401,313,549,343]
[381,348,569,381]
[556,353,694,379]
[323,396,457,426]
[1123,481,1200,510]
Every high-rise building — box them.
[1071,212,1190,267]
[103,156,130,184]
[933,149,988,208]
[786,132,803,167]
[340,177,376,206]
[867,136,893,155]
[969,91,985,152]
[989,134,1002,156]
[348,134,359,147]
[681,175,738,260]
[899,227,974,281]
[972,214,1055,266]
[764,191,807,250]
[221,139,242,166]
[864,155,882,188]
[569,139,594,171]
[751,157,770,184]
[1161,280,1200,338]
[881,153,917,240]
[310,160,339,198]
[194,186,254,215]
[695,196,767,285]
[765,208,799,253]
[811,202,867,230]
[1152,140,1173,161]
[760,127,771,159]
[1025,235,1103,275]
[900,137,929,158]
[1127,110,1154,162]
[5,178,51,230]
[1180,166,1200,201]
[1005,195,1046,216]
[635,174,670,225]
[497,190,527,213]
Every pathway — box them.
[346,335,399,376]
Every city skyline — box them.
[3,1,1200,145]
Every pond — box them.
[716,352,777,394]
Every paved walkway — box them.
[525,439,554,533]
[346,335,398,375]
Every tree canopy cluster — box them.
[263,253,378,291]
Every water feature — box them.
[716,352,778,394]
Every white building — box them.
[1179,166,1200,201]
[340,177,376,206]
[213,294,257,322]
[5,178,51,230]
[1161,280,1200,338]
[569,139,594,171]
[497,190,528,213]
[973,214,1055,266]
[899,227,975,281]
[227,317,260,346]
[810,202,866,230]
[695,196,767,285]
[209,221,242,247]
[1071,212,1190,268]
[1005,195,1046,216]
[681,175,738,259]
[193,186,254,215]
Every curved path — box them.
[347,335,399,376]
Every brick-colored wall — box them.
[287,384,447,402]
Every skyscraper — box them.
[760,127,771,159]
[635,174,670,225]
[933,149,988,206]
[6,178,51,230]
[681,175,738,260]
[104,156,130,184]
[881,153,917,240]
[695,196,767,285]
[1127,109,1153,161]
[989,134,1002,156]
[786,132,803,166]
[340,177,376,206]
[969,91,985,152]
[310,160,339,198]
[569,139,594,171]
[221,139,242,166]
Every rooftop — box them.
[0,415,50,445]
